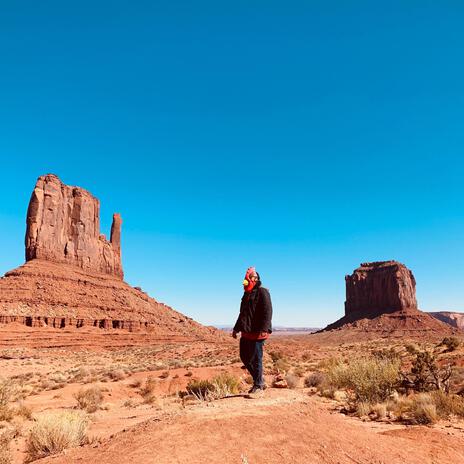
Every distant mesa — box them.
[345,261,417,317]
[320,260,459,338]
[429,311,464,330]
[0,174,220,341]
[25,174,123,279]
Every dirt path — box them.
[40,389,464,464]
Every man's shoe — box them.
[248,385,265,394]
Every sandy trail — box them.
[40,389,464,464]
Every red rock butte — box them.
[0,174,221,343]
[25,174,123,279]
[345,261,418,316]
[319,260,458,339]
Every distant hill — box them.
[428,312,464,330]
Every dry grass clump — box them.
[410,394,438,424]
[14,401,33,420]
[25,410,89,462]
[304,372,325,388]
[327,356,400,403]
[0,378,16,421]
[139,376,158,404]
[0,431,12,464]
[106,369,126,382]
[356,401,372,418]
[285,373,300,389]
[186,373,242,401]
[74,386,104,413]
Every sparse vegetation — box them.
[285,373,299,389]
[25,410,89,462]
[74,385,104,413]
[402,350,452,393]
[304,372,325,388]
[0,431,12,464]
[439,336,460,352]
[326,356,401,403]
[186,373,241,401]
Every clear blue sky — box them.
[0,1,463,327]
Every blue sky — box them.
[0,1,463,326]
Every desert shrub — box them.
[15,401,33,420]
[292,366,306,378]
[186,379,215,401]
[430,390,464,418]
[25,410,89,462]
[269,350,285,362]
[74,386,103,413]
[439,337,460,352]
[304,372,325,388]
[372,403,387,419]
[186,373,241,401]
[327,356,400,403]
[274,358,291,373]
[411,394,438,424]
[405,344,419,354]
[138,376,160,404]
[105,369,126,381]
[356,401,371,417]
[404,350,452,393]
[159,371,170,379]
[140,376,158,396]
[129,379,142,388]
[211,372,241,396]
[285,373,299,389]
[0,379,16,421]
[0,431,12,464]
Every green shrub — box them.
[327,356,400,403]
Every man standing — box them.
[232,267,273,394]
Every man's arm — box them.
[259,288,273,333]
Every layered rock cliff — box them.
[345,261,417,316]
[25,174,123,279]
[320,261,457,338]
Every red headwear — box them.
[243,266,258,293]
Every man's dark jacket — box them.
[233,282,273,334]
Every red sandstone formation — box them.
[345,261,417,316]
[25,174,123,279]
[0,174,223,341]
[320,261,458,337]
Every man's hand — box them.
[231,330,238,339]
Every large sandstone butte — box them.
[319,260,459,339]
[25,174,123,279]
[0,174,221,343]
[345,261,418,316]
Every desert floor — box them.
[1,324,464,464]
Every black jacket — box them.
[233,282,273,334]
